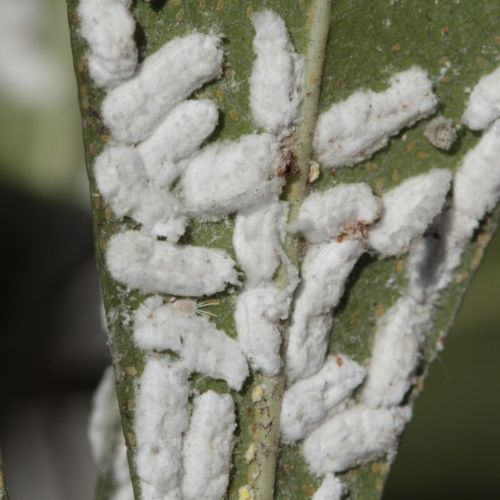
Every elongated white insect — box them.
[368,168,452,257]
[249,10,304,135]
[303,405,411,476]
[106,230,239,297]
[362,296,432,408]
[462,66,500,130]
[78,0,138,88]
[102,33,223,143]
[281,354,366,442]
[181,391,236,500]
[137,99,219,188]
[180,134,284,219]
[235,284,291,377]
[289,183,380,243]
[233,197,289,285]
[314,67,437,168]
[135,357,189,500]
[286,239,365,382]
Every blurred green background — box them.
[0,1,497,499]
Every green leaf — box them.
[66,1,500,499]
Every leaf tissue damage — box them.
[68,0,500,499]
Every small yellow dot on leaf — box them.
[375,303,386,318]
[175,9,185,22]
[406,140,417,152]
[238,485,254,500]
[375,178,385,192]
[125,366,138,376]
[396,259,405,273]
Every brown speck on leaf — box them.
[175,8,185,22]
[302,484,316,496]
[375,303,386,318]
[346,469,358,479]
[308,161,320,184]
[477,230,492,248]
[375,178,385,192]
[441,25,449,36]
[391,42,401,53]
[476,57,488,68]
[366,162,378,172]
[376,478,385,493]
[406,140,417,152]
[417,151,430,159]
[336,222,367,242]
[438,55,450,66]
[336,78,346,88]
[127,432,136,447]
[396,259,405,273]
[215,0,225,11]
[125,366,138,376]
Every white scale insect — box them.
[79,1,500,498]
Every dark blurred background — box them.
[0,1,498,499]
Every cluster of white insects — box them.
[80,1,500,499]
